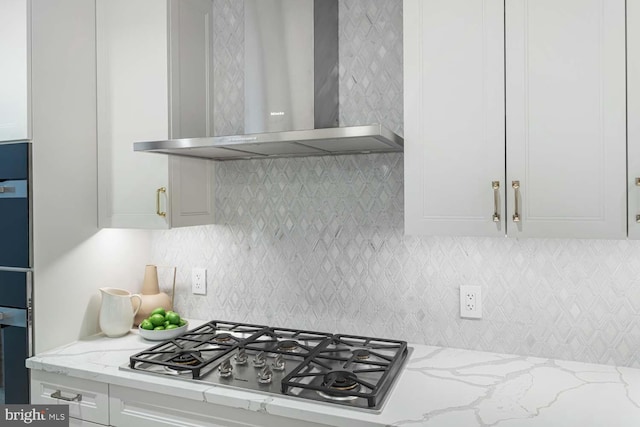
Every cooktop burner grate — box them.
[241,327,334,357]
[129,321,266,379]
[280,334,408,408]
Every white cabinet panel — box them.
[31,370,109,426]
[505,0,626,238]
[169,156,215,228]
[629,0,640,239]
[405,0,627,239]
[0,0,30,142]
[97,0,215,229]
[404,0,505,236]
[97,0,170,229]
[109,385,324,427]
[167,0,216,228]
[169,0,214,139]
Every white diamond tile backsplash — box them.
[151,0,640,369]
[339,0,403,135]
[152,153,640,368]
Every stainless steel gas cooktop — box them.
[121,321,409,411]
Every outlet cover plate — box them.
[460,285,482,319]
[192,268,207,295]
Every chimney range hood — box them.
[133,0,403,161]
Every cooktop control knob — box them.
[218,358,233,378]
[234,348,248,365]
[257,366,273,384]
[253,351,266,368]
[272,354,285,371]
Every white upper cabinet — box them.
[97,0,215,229]
[168,0,214,140]
[0,0,30,142]
[505,0,626,239]
[404,0,627,239]
[629,0,640,239]
[404,0,505,236]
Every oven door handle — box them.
[0,307,25,328]
[0,180,27,198]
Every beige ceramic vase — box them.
[134,265,172,325]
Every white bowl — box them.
[138,322,188,341]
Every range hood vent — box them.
[134,0,403,161]
[134,124,402,160]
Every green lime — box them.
[153,326,165,330]
[178,319,187,327]
[166,311,181,325]
[164,320,171,327]
[140,319,154,330]
[151,307,166,317]
[149,313,165,327]
[165,324,179,330]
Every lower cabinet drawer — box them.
[110,385,325,427]
[30,370,109,425]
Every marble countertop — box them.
[27,322,640,427]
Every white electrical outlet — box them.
[460,285,482,319]
[192,268,207,295]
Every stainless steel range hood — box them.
[134,0,403,161]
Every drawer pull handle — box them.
[492,181,500,222]
[51,390,82,402]
[156,187,167,217]
[512,181,521,222]
[0,186,15,193]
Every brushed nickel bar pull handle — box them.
[636,178,640,223]
[0,186,15,193]
[156,187,166,217]
[51,390,82,402]
[512,181,520,222]
[492,181,500,222]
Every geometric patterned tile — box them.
[339,0,403,135]
[152,150,640,369]
[151,0,640,369]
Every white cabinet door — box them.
[167,0,216,228]
[0,0,30,142]
[109,385,325,427]
[505,0,626,238]
[169,156,215,228]
[169,0,214,139]
[31,370,110,426]
[97,0,170,229]
[97,0,215,229]
[404,0,505,236]
[629,0,640,239]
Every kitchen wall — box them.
[152,0,640,368]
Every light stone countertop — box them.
[26,321,640,427]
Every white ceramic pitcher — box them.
[99,288,142,338]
